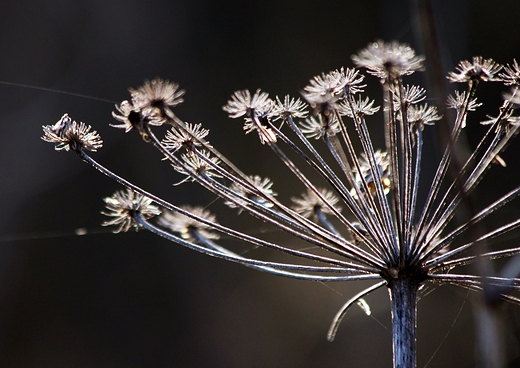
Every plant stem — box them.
[389,276,419,368]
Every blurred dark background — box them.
[1,0,520,367]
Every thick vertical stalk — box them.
[389,277,419,368]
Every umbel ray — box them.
[41,41,520,367]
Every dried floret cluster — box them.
[42,41,520,367]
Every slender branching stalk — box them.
[42,42,520,367]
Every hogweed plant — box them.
[42,41,520,367]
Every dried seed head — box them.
[302,70,347,102]
[45,43,520,354]
[223,89,274,119]
[162,123,210,153]
[291,188,342,219]
[111,79,185,132]
[446,91,482,112]
[499,59,520,86]
[338,67,367,94]
[272,95,308,121]
[42,114,103,152]
[173,150,222,182]
[352,41,424,79]
[404,104,441,129]
[223,89,278,144]
[111,100,141,133]
[225,176,277,213]
[299,115,340,139]
[392,85,426,108]
[130,78,185,125]
[480,109,520,133]
[101,189,160,233]
[448,56,503,83]
[339,96,380,118]
[158,206,220,241]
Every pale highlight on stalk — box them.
[42,45,520,367]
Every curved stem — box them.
[327,280,386,341]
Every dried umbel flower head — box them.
[390,84,426,108]
[446,90,482,113]
[172,149,223,183]
[102,189,160,233]
[301,69,348,104]
[223,89,278,144]
[225,175,277,213]
[44,41,520,368]
[111,100,140,133]
[448,56,503,83]
[291,188,342,219]
[161,123,210,153]
[500,59,520,86]
[111,79,185,136]
[273,95,308,121]
[130,78,185,121]
[339,95,380,118]
[158,206,220,242]
[42,113,103,152]
[404,104,441,129]
[299,115,340,139]
[301,68,366,116]
[222,89,273,119]
[351,40,424,79]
